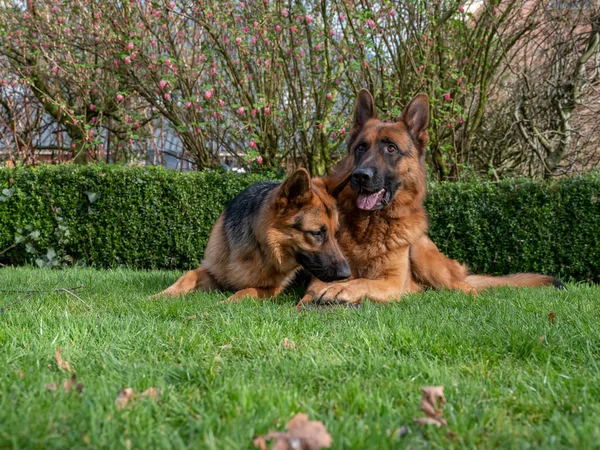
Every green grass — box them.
[1,267,599,449]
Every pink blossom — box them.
[127,42,134,50]
[65,28,71,34]
[275,25,281,32]
[282,9,288,17]
[73,118,78,125]
[151,40,156,47]
[444,93,451,101]
[169,1,175,9]
[160,80,168,89]
[339,13,345,21]
[366,19,376,29]
[418,65,424,71]
[253,21,259,28]
[237,107,244,115]
[249,139,256,148]
[164,93,171,100]
[265,105,271,114]
[204,90,213,100]
[326,92,332,100]
[219,99,225,107]
[316,43,322,51]
[305,14,313,24]
[125,56,131,64]
[117,94,124,102]
[389,9,396,17]
[240,2,245,8]
[457,77,463,84]
[185,101,192,108]
[458,5,464,13]
[459,117,464,124]
[252,109,257,115]
[88,129,94,137]
[256,155,263,165]
[51,66,58,74]
[236,37,242,45]
[89,104,96,111]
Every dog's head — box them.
[345,89,429,211]
[273,168,351,282]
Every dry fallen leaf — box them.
[63,374,84,394]
[414,386,447,427]
[187,315,197,319]
[548,312,556,324]
[55,347,72,373]
[253,413,332,450]
[45,382,58,391]
[538,334,546,344]
[15,370,24,379]
[116,387,135,410]
[140,387,160,401]
[282,338,296,350]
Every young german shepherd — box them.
[152,168,351,302]
[297,89,563,309]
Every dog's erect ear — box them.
[400,93,430,148]
[353,89,377,130]
[277,168,312,210]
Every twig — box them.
[0,243,17,257]
[0,285,87,293]
[61,288,92,311]
[0,294,33,313]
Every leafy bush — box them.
[426,173,600,282]
[1,166,598,281]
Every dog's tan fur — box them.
[298,90,561,309]
[152,169,350,302]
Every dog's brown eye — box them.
[386,144,397,153]
[356,144,366,153]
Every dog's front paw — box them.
[313,284,359,305]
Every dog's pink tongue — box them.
[357,189,384,210]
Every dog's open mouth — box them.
[357,188,390,210]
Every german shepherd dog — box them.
[297,89,563,309]
[152,168,351,302]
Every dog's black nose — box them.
[352,168,374,184]
[328,261,351,281]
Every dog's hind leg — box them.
[150,266,219,298]
[410,235,478,295]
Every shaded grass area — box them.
[0,267,599,449]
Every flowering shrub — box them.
[2,0,585,178]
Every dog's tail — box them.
[465,273,565,291]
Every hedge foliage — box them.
[1,165,599,281]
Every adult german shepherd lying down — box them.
[152,168,351,302]
[298,89,563,309]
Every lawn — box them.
[1,267,599,449]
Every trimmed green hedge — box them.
[1,165,599,281]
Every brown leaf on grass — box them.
[140,387,160,401]
[187,315,197,319]
[15,370,24,379]
[538,334,546,344]
[548,312,556,324]
[45,382,58,391]
[116,387,135,410]
[253,413,332,450]
[63,374,83,394]
[414,386,447,427]
[282,338,296,350]
[55,347,72,373]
